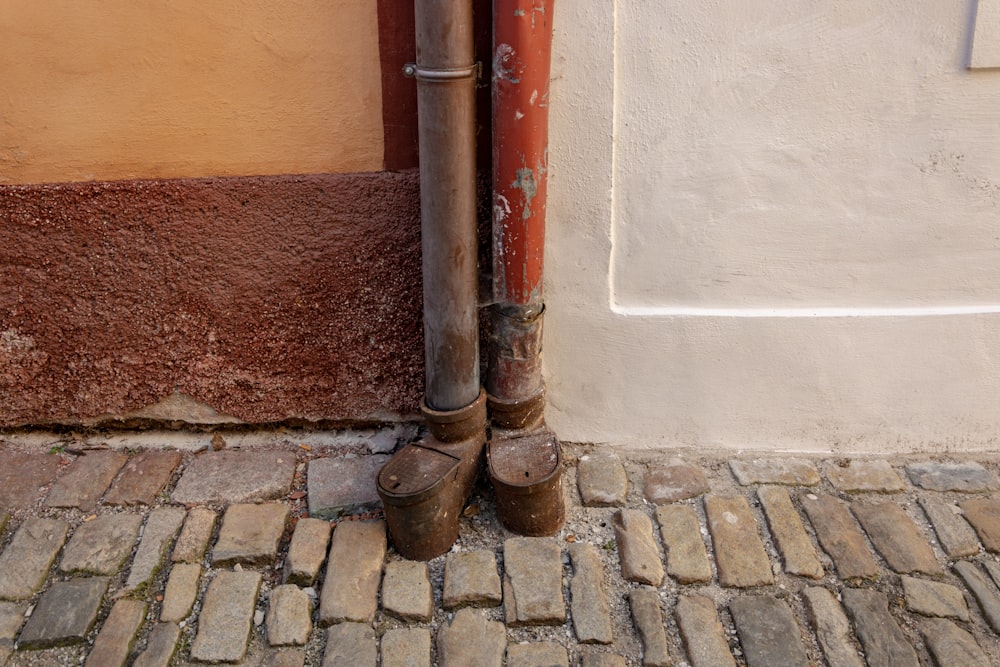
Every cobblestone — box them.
[612,509,664,586]
[729,458,820,486]
[59,513,143,575]
[802,586,865,667]
[954,560,1000,633]
[437,608,506,667]
[654,504,711,583]
[126,506,185,588]
[381,627,431,667]
[579,654,626,667]
[133,622,180,667]
[382,560,433,622]
[319,520,386,625]
[104,450,182,506]
[852,501,942,575]
[171,506,217,563]
[959,498,1000,552]
[704,494,773,587]
[171,450,296,504]
[0,602,24,665]
[757,485,823,578]
[307,455,389,519]
[564,543,611,645]
[901,575,969,620]
[190,570,261,663]
[503,537,565,626]
[907,461,1000,492]
[212,502,290,566]
[730,595,809,667]
[577,452,628,506]
[322,622,376,667]
[827,460,905,493]
[642,462,709,504]
[506,642,569,667]
[443,550,502,609]
[0,517,69,600]
[841,588,920,667]
[674,594,736,667]
[85,598,145,667]
[17,576,109,649]
[44,450,128,510]
[267,584,312,647]
[920,617,991,667]
[284,517,331,586]
[919,498,980,558]
[0,453,59,509]
[801,493,879,580]
[160,562,201,623]
[628,587,670,667]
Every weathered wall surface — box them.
[0,0,384,183]
[545,2,1000,452]
[0,173,423,426]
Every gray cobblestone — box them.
[757,485,823,579]
[901,575,969,621]
[729,458,820,486]
[322,622,376,667]
[85,598,146,667]
[802,587,865,667]
[920,499,980,558]
[266,584,312,647]
[654,504,711,583]
[577,452,628,506]
[841,588,919,667]
[382,560,433,622]
[283,517,331,586]
[628,587,670,667]
[613,509,664,586]
[443,550,502,610]
[852,502,942,575]
[503,537,565,626]
[569,543,613,644]
[704,495,773,587]
[212,502,290,567]
[920,617,990,667]
[133,622,180,667]
[959,498,1000,552]
[17,577,109,649]
[381,627,431,667]
[171,450,296,504]
[171,506,217,563]
[730,595,809,667]
[319,520,386,625]
[674,594,736,667]
[160,562,200,622]
[801,493,879,580]
[907,462,1000,492]
[0,518,69,600]
[190,570,261,663]
[506,642,569,667]
[59,513,143,576]
[827,460,905,493]
[126,506,185,588]
[437,608,506,667]
[45,450,128,511]
[643,462,709,504]
[954,560,1000,633]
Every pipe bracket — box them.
[403,62,481,83]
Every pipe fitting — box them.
[487,387,545,431]
[420,387,487,442]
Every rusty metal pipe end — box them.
[420,387,487,442]
[487,388,545,431]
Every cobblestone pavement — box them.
[3,434,1000,666]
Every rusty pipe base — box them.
[377,431,486,561]
[487,388,545,431]
[487,429,565,536]
[421,388,487,442]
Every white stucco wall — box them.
[545,1,1000,452]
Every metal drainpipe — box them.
[488,0,554,430]
[410,0,483,424]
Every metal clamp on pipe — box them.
[403,62,481,82]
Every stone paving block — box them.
[268,649,307,667]
[569,543,613,645]
[171,506,217,563]
[980,559,1000,591]
[382,627,431,667]
[45,450,128,510]
[307,455,390,519]
[901,575,969,620]
[171,450,296,504]
[319,520,386,625]
[0,517,69,600]
[0,452,59,509]
[674,594,736,667]
[85,598,146,667]
[284,517,331,586]
[628,587,670,667]
[160,562,201,622]
[59,513,143,576]
[104,450,182,505]
[729,458,820,486]
[612,509,664,586]
[955,560,1000,633]
[919,499,981,558]
[577,452,628,506]
[506,642,569,667]
[0,512,6,535]
[827,460,905,493]
[190,570,261,663]
[580,654,627,667]
[801,493,879,580]
[212,502,290,566]
[504,537,565,625]
[907,462,1000,492]
[643,462,709,504]
[443,550,502,609]
[802,587,865,667]
[126,506,186,588]
[852,502,942,575]
[841,588,919,667]
[133,622,181,667]
[322,622,376,667]
[654,504,711,583]
[382,560,433,622]
[959,498,1000,552]
[730,595,809,667]
[267,584,312,647]
[920,617,990,667]
[17,576,109,649]
[437,608,506,667]
[0,601,25,665]
[704,494,773,587]
[756,486,823,578]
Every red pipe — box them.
[488,0,554,429]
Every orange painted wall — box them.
[0,0,385,184]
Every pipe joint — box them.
[420,388,487,442]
